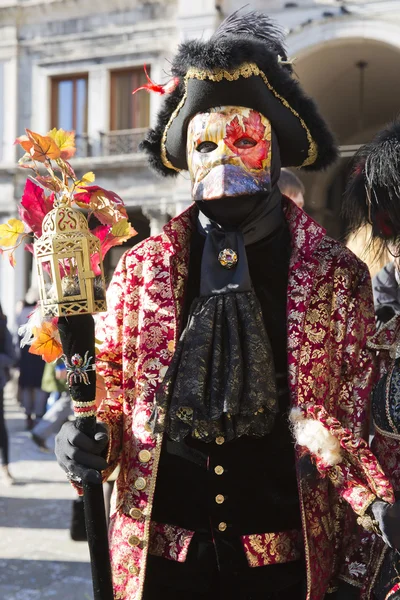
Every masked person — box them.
[55,11,397,600]
[343,119,400,600]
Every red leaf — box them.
[90,223,134,275]
[74,186,127,226]
[242,110,266,142]
[19,180,54,237]
[225,116,244,141]
[224,111,270,171]
[73,189,91,205]
[91,224,110,242]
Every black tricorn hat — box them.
[343,119,400,243]
[140,10,338,177]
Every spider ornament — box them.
[63,351,94,386]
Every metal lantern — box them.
[35,197,107,317]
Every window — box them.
[51,74,88,134]
[110,68,150,130]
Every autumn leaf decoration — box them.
[1,127,138,361]
[224,109,270,171]
[29,322,63,363]
[1,127,137,267]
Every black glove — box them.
[55,420,109,484]
[376,305,396,327]
[371,500,400,550]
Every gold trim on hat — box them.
[160,62,318,172]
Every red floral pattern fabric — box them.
[93,199,390,600]
[241,529,303,567]
[148,522,194,563]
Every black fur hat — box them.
[140,10,338,176]
[343,119,400,245]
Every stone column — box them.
[88,67,109,156]
[143,208,170,237]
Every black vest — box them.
[149,225,304,595]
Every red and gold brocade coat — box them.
[95,200,393,600]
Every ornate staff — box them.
[0,128,136,600]
[35,196,113,599]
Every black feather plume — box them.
[212,8,287,61]
[343,118,400,251]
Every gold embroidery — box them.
[160,62,318,172]
[299,477,312,599]
[242,530,303,567]
[374,421,400,441]
[137,432,163,600]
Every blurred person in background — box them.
[0,303,16,484]
[31,360,72,451]
[346,223,389,279]
[278,167,305,209]
[16,288,47,430]
[342,118,400,600]
[372,250,400,328]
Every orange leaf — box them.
[15,135,34,155]
[29,322,63,363]
[25,129,61,162]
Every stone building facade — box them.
[1,0,400,326]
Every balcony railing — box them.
[100,128,148,156]
[71,129,148,159]
[75,133,92,158]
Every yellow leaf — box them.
[29,323,63,363]
[74,172,96,188]
[111,218,133,238]
[82,172,95,183]
[48,128,76,160]
[0,219,25,248]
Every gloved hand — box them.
[55,420,109,485]
[371,500,400,550]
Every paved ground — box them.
[0,381,93,600]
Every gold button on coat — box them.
[144,422,152,433]
[214,466,224,475]
[128,564,140,576]
[134,477,146,491]
[218,522,227,532]
[216,436,225,445]
[128,535,141,547]
[138,450,151,463]
[129,508,143,520]
[215,494,225,504]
